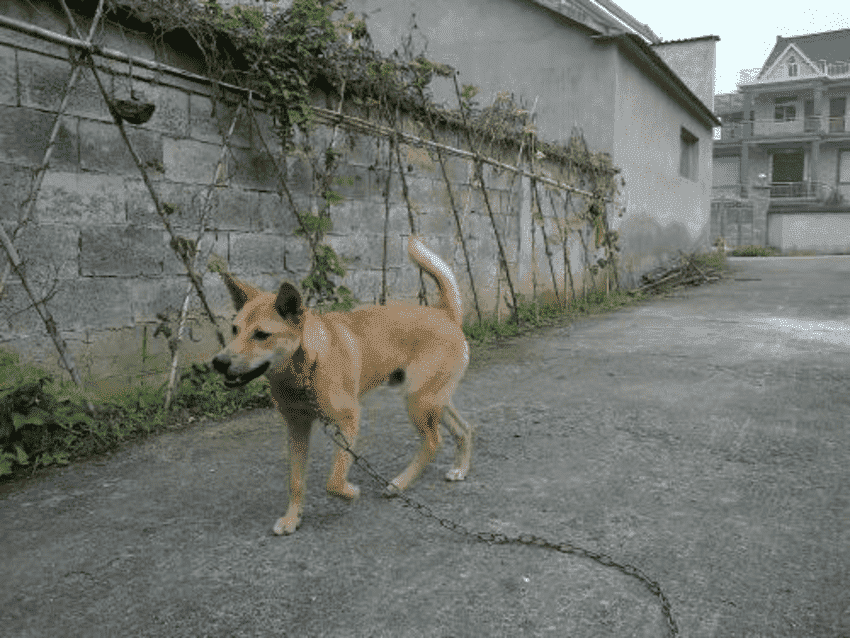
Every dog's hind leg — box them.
[383,393,443,497]
[441,401,472,482]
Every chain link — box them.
[312,392,679,637]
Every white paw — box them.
[445,468,467,482]
[273,515,300,535]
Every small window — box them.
[680,128,699,181]
[788,55,798,77]
[775,96,797,122]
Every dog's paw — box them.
[273,515,301,536]
[445,468,467,482]
[382,482,403,498]
[327,482,360,500]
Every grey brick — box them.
[50,277,135,331]
[0,106,78,169]
[189,94,252,147]
[0,44,16,107]
[130,275,197,322]
[326,232,402,270]
[214,187,259,231]
[0,162,35,223]
[80,226,183,276]
[229,232,309,277]
[163,138,221,183]
[79,118,163,174]
[257,191,303,235]
[35,172,126,224]
[6,222,79,282]
[230,146,278,190]
[126,179,207,230]
[17,50,71,112]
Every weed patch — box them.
[0,353,271,481]
[463,289,649,345]
[731,245,780,257]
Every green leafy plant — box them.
[0,349,273,481]
[0,350,92,477]
[731,244,779,257]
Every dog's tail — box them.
[408,235,463,326]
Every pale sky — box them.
[621,1,850,95]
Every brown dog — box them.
[212,235,473,535]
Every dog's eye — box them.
[231,325,238,336]
[254,330,271,340]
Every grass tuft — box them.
[731,245,780,257]
[0,354,272,481]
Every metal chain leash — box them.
[307,389,679,637]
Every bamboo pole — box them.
[387,118,429,305]
[452,75,518,323]
[0,0,105,396]
[0,0,105,295]
[554,190,576,305]
[413,85,483,324]
[533,181,561,306]
[0,224,87,390]
[76,49,225,346]
[164,103,244,410]
[380,135,392,306]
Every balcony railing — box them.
[770,181,812,198]
[712,182,836,202]
[717,116,846,141]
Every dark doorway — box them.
[771,149,805,196]
[772,149,804,182]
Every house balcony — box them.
[716,117,846,142]
[768,181,833,200]
[712,181,843,206]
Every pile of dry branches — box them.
[635,252,722,293]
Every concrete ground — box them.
[1,256,848,637]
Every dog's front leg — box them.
[274,415,312,535]
[325,404,361,501]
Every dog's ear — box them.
[222,272,261,311]
[275,283,303,322]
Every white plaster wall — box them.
[611,50,712,282]
[768,213,850,253]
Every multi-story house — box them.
[713,28,850,252]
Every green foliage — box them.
[294,212,334,235]
[0,350,92,477]
[0,350,272,482]
[694,249,728,271]
[301,244,356,309]
[463,290,646,345]
[731,244,779,257]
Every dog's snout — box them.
[212,353,231,374]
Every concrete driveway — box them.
[1,256,848,637]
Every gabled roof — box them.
[759,42,821,80]
[760,28,850,74]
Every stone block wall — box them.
[710,187,769,249]
[0,18,584,390]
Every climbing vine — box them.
[69,0,622,315]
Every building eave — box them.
[593,33,721,128]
